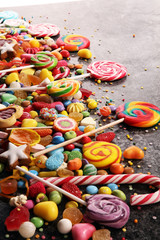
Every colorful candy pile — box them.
[0,10,160,240]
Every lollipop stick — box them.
[15,165,87,206]
[33,118,124,158]
[0,65,35,74]
[6,126,53,130]
[0,86,46,92]
[69,73,90,80]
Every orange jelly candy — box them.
[69,112,83,122]
[9,129,40,146]
[27,74,43,85]
[0,178,17,194]
[19,72,31,86]
[63,207,83,225]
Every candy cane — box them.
[30,174,160,206]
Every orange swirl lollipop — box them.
[116,101,160,127]
[83,141,122,169]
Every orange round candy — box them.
[100,106,111,117]
[63,207,83,225]
[110,163,124,174]
[69,112,83,122]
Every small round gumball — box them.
[57,218,72,234]
[100,106,111,117]
[109,105,117,113]
[98,186,112,195]
[60,50,70,58]
[64,131,77,140]
[64,144,75,151]
[110,163,124,174]
[86,185,98,195]
[18,221,36,238]
[107,183,118,192]
[123,166,135,174]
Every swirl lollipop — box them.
[52,66,70,80]
[47,79,80,98]
[30,52,58,70]
[28,23,60,37]
[85,194,130,228]
[116,101,160,127]
[56,34,90,51]
[0,11,18,21]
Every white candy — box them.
[18,221,36,238]
[73,90,82,100]
[9,81,21,88]
[57,218,72,234]
[80,117,96,127]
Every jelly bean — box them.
[49,190,62,204]
[33,201,58,221]
[97,169,108,175]
[52,136,65,144]
[78,125,85,132]
[55,104,65,112]
[110,163,124,174]
[81,111,90,117]
[67,158,82,171]
[83,164,97,175]
[1,93,17,104]
[65,201,78,209]
[19,221,36,238]
[72,148,81,152]
[63,100,72,107]
[64,144,75,151]
[29,110,38,118]
[25,170,38,180]
[112,189,126,201]
[98,186,112,194]
[86,185,98,194]
[107,183,118,191]
[31,217,44,228]
[76,69,84,75]
[62,207,83,225]
[64,131,77,140]
[21,119,37,127]
[78,49,92,59]
[124,166,135,174]
[82,194,91,201]
[57,218,72,234]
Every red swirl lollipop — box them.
[87,61,127,81]
[28,23,60,37]
[52,66,70,80]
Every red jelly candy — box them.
[96,132,115,142]
[81,136,92,144]
[5,206,30,231]
[80,88,92,99]
[29,181,46,198]
[62,182,82,199]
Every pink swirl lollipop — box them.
[87,61,127,81]
[85,194,130,228]
[28,23,60,37]
[52,66,70,80]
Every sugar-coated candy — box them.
[63,207,83,225]
[112,189,126,201]
[107,183,118,191]
[31,217,44,228]
[29,181,46,198]
[45,152,64,170]
[68,151,82,161]
[67,158,82,171]
[83,163,97,175]
[57,218,72,234]
[18,221,36,238]
[86,185,98,194]
[72,223,96,240]
[92,229,111,240]
[98,186,112,195]
[62,182,82,199]
[33,201,58,222]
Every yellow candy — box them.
[19,25,25,28]
[19,166,28,176]
[5,72,19,85]
[21,68,35,75]
[78,49,92,59]
[75,169,83,176]
[45,120,54,126]
[21,119,37,127]
[98,186,112,195]
[29,166,40,172]
[29,110,38,118]
[29,39,40,48]
[83,141,122,169]
[29,156,36,166]
[60,110,68,116]
[39,69,54,82]
[67,102,85,113]
[35,155,47,168]
[65,201,78,209]
[87,99,97,109]
[33,201,58,222]
[31,92,38,96]
[82,194,91,201]
[0,36,6,39]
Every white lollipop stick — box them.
[6,126,53,130]
[0,65,35,74]
[15,165,87,206]
[68,73,90,80]
[0,86,45,92]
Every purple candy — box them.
[71,99,80,103]
[109,105,117,112]
[55,104,65,112]
[52,132,63,137]
[82,158,89,166]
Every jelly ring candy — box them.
[28,23,60,37]
[56,34,90,51]
[47,79,80,98]
[116,101,160,128]
[31,52,58,70]
[87,61,127,81]
[53,117,78,133]
[83,141,122,169]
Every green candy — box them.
[31,217,44,228]
[26,96,33,101]
[37,122,47,127]
[0,163,4,173]
[1,93,17,104]
[36,193,48,203]
[83,164,97,175]
[75,69,84,75]
[68,151,82,161]
[112,190,126,201]
[64,131,77,140]
[49,190,62,204]
[82,111,90,117]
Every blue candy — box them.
[72,148,81,152]
[107,183,118,191]
[46,152,64,170]
[24,170,38,180]
[46,144,64,156]
[78,126,85,132]
[17,180,26,188]
[86,185,98,195]
[63,100,72,107]
[52,136,65,144]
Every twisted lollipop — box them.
[30,51,58,70]
[116,101,160,127]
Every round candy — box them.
[4,18,30,27]
[40,107,57,121]
[98,186,112,195]
[31,52,58,70]
[0,11,18,20]
[52,66,70,80]
[67,102,85,113]
[107,183,118,191]
[116,101,160,127]
[86,185,98,195]
[83,141,122,169]
[56,34,90,51]
[53,117,78,133]
[57,218,72,234]
[31,217,44,228]
[100,106,111,117]
[87,61,127,81]
[47,79,80,98]
[86,194,130,228]
[18,221,36,238]
[83,163,97,175]
[28,23,60,37]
